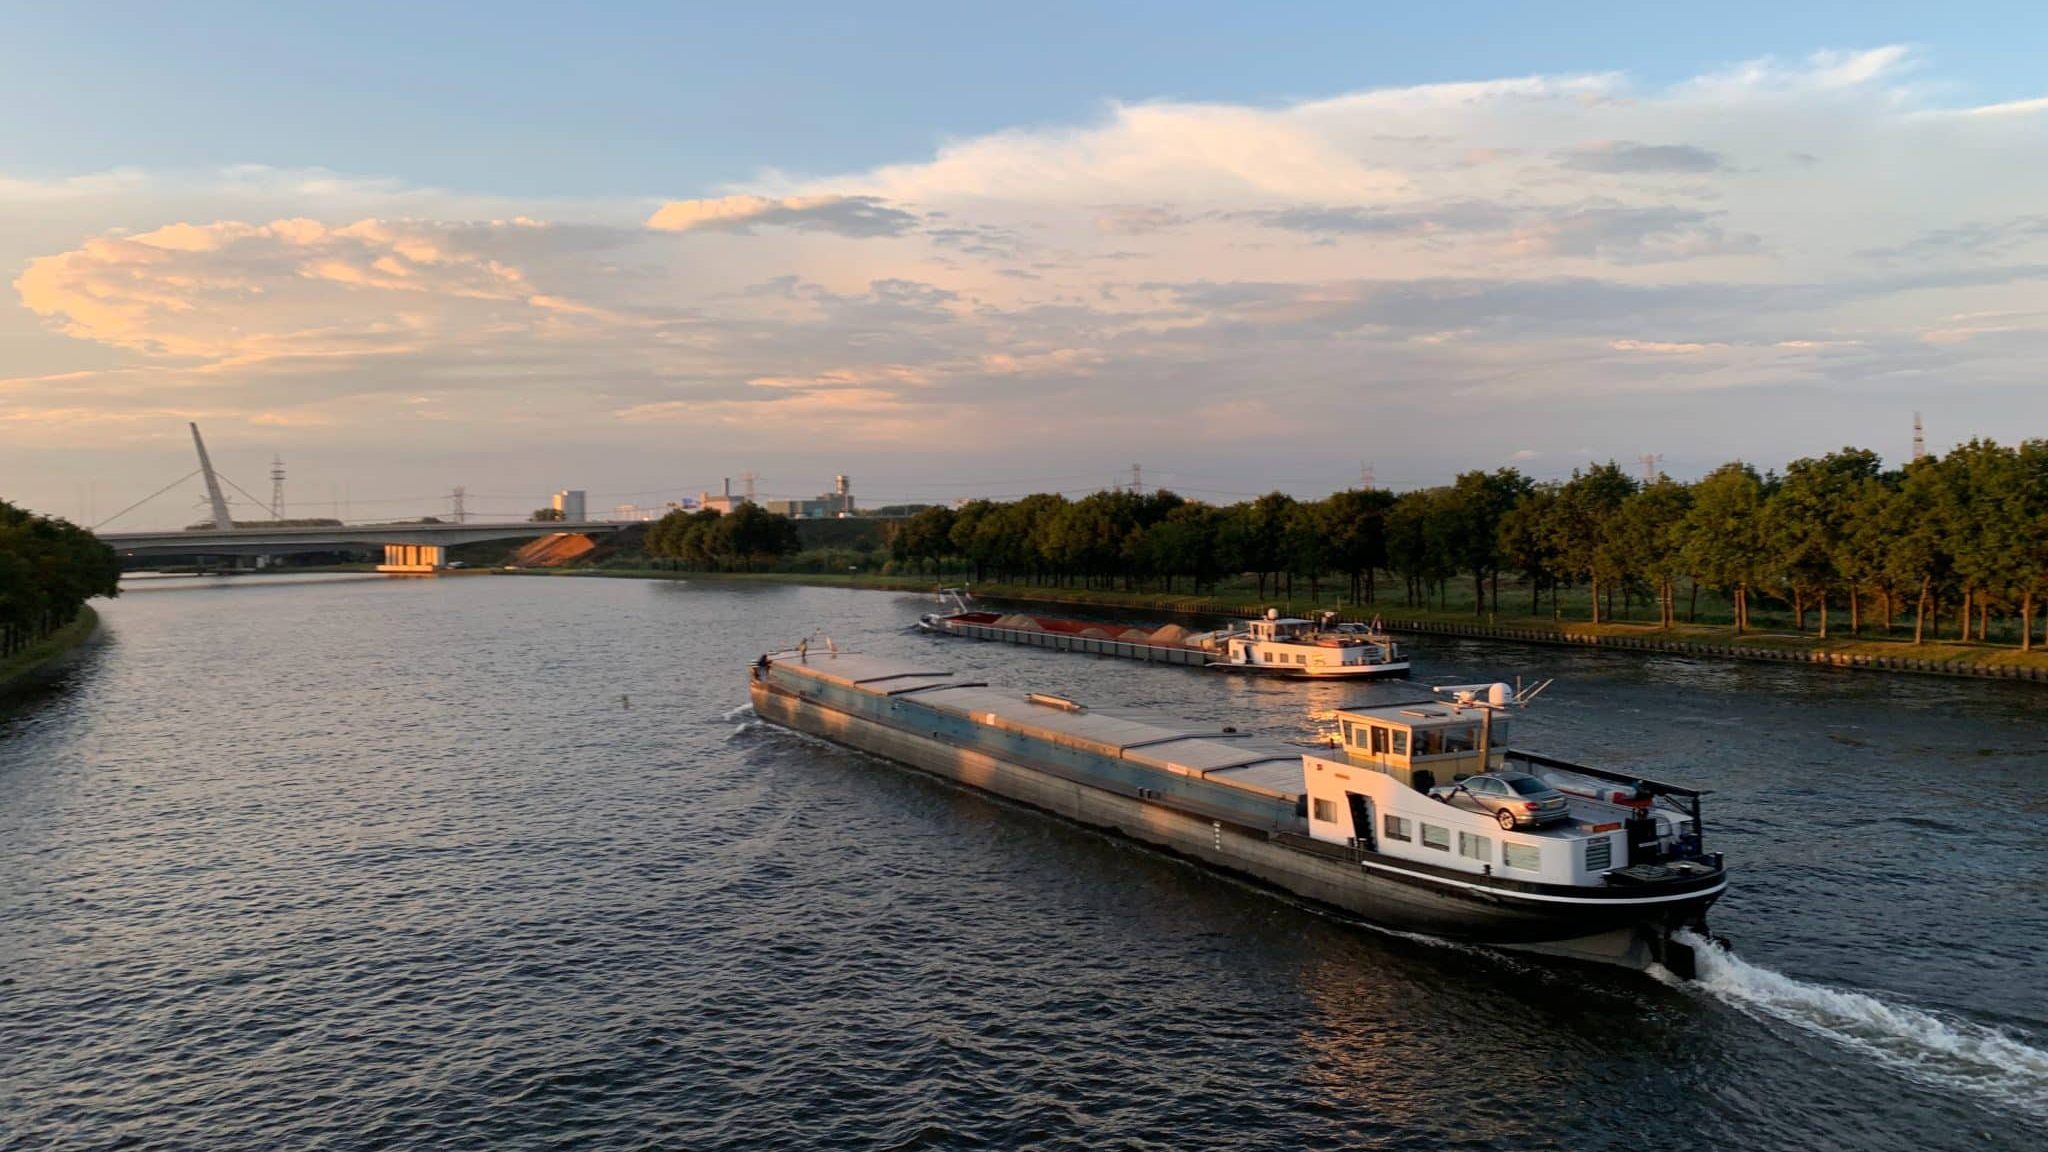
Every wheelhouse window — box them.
[1414,726,1477,757]
[1370,726,1389,755]
[1341,721,1355,745]
[1391,731,1408,756]
[1458,831,1492,862]
[1420,823,1450,851]
[1383,814,1411,842]
[1503,842,1541,871]
[1312,798,1335,823]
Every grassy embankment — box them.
[519,565,2048,678]
[0,605,101,696]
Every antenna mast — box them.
[1912,413,1927,462]
[269,454,286,519]
[189,422,234,529]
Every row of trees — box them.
[878,440,2048,648]
[1,500,121,659]
[643,503,802,571]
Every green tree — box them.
[1765,449,1881,636]
[890,505,957,578]
[1446,468,1532,615]
[1553,463,1637,624]
[0,500,120,657]
[1322,488,1395,605]
[1498,485,1562,616]
[1607,478,1694,629]
[1681,464,1766,633]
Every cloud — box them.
[14,216,610,366]
[646,194,917,237]
[1610,338,1724,354]
[1095,205,1188,235]
[11,43,2048,514]
[1560,141,1726,174]
[1511,206,1762,263]
[1232,201,1516,239]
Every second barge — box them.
[919,591,1410,679]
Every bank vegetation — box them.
[1,500,120,662]
[624,441,2048,651]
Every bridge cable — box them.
[92,469,202,531]
[214,472,281,521]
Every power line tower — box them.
[741,471,758,504]
[1913,412,1927,462]
[1129,463,1143,496]
[450,486,468,523]
[1360,461,1377,490]
[1638,453,1663,484]
[269,454,286,519]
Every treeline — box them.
[879,440,2048,649]
[643,503,802,570]
[1,500,120,658]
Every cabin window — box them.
[1444,726,1476,754]
[1312,798,1336,823]
[1295,654,1307,665]
[1371,726,1389,754]
[1383,814,1411,841]
[1503,842,1541,871]
[1420,823,1450,851]
[1391,731,1408,756]
[1341,721,1355,745]
[1458,831,1492,863]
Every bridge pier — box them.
[376,544,446,573]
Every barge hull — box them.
[752,679,1685,970]
[937,618,1211,666]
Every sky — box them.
[4,2,2047,527]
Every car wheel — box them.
[1496,809,1518,831]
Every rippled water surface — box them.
[4,574,2045,1150]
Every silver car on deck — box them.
[1431,771,1571,830]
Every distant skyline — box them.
[5,4,2048,527]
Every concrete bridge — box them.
[96,423,626,572]
[100,521,625,571]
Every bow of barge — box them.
[749,649,1727,977]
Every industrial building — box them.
[551,489,587,522]
[703,474,854,518]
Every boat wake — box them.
[722,702,761,740]
[1673,931,2048,1121]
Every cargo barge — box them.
[749,648,1728,977]
[918,591,1409,679]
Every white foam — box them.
[720,702,756,722]
[1677,931,2048,1120]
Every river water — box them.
[3,574,2044,1150]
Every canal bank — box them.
[509,568,2048,684]
[0,605,103,697]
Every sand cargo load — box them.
[749,647,1728,976]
